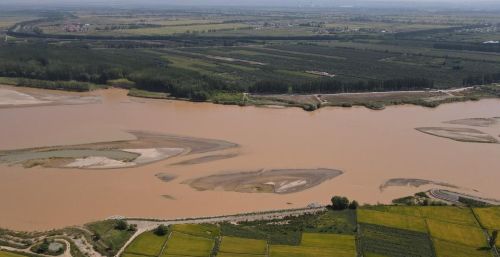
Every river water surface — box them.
[1,87,499,231]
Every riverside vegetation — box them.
[1,8,500,110]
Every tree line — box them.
[249,78,435,94]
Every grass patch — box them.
[432,238,491,257]
[357,209,428,233]
[162,231,214,257]
[124,231,168,256]
[86,220,135,256]
[128,88,169,99]
[426,219,487,247]
[0,251,27,257]
[218,236,267,255]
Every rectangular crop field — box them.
[357,209,427,233]
[418,207,478,226]
[170,224,219,238]
[218,236,267,255]
[162,231,214,257]
[300,233,355,250]
[124,231,168,256]
[474,207,500,230]
[432,238,492,257]
[269,245,354,257]
[217,254,265,257]
[358,223,434,257]
[426,219,487,247]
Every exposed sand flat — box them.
[0,85,101,107]
[0,131,237,169]
[185,168,343,194]
[172,153,238,165]
[66,156,135,169]
[0,88,50,106]
[123,148,184,164]
[415,127,498,143]
[445,117,500,127]
[379,178,461,191]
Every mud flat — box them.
[185,168,343,194]
[445,117,500,127]
[0,88,50,106]
[415,127,498,143]
[172,153,238,165]
[379,178,461,191]
[0,85,100,107]
[0,131,237,169]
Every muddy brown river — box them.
[1,86,500,231]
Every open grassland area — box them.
[474,207,500,230]
[162,231,214,257]
[123,231,168,256]
[218,237,267,255]
[358,223,435,257]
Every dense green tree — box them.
[154,225,167,236]
[115,220,128,230]
[348,200,359,210]
[331,196,349,210]
[490,230,498,248]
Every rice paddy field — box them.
[115,206,498,257]
[1,206,498,257]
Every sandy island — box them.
[0,131,238,169]
[445,117,500,127]
[415,127,498,143]
[184,168,343,194]
[379,178,462,192]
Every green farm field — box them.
[218,236,267,255]
[162,231,214,257]
[123,231,168,256]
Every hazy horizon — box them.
[1,0,500,10]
